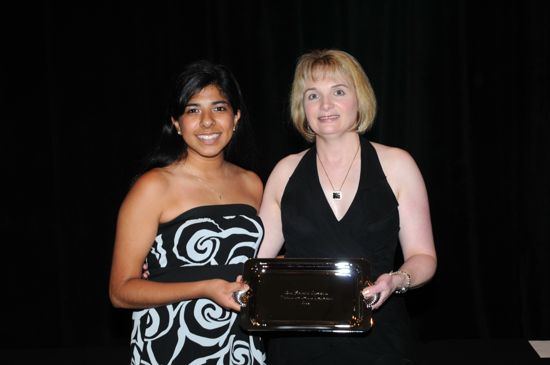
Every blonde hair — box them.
[290,49,377,142]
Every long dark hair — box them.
[138,60,257,176]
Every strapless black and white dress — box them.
[130,204,266,365]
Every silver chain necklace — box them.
[192,175,224,200]
[184,163,225,200]
[317,144,360,200]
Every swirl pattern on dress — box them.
[130,205,265,365]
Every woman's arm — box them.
[257,153,304,258]
[390,146,437,288]
[364,145,437,308]
[109,171,246,311]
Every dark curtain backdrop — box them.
[2,0,549,349]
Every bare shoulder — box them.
[262,149,309,202]
[227,163,264,207]
[227,164,262,188]
[371,141,426,199]
[269,149,309,181]
[122,167,173,210]
[371,142,418,176]
[131,168,171,196]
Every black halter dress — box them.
[267,137,417,365]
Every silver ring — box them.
[363,292,380,309]
[233,289,249,307]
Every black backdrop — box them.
[2,0,549,350]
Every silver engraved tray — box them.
[236,258,377,333]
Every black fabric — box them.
[149,263,244,283]
[268,137,417,364]
[131,204,265,364]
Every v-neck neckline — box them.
[313,144,363,223]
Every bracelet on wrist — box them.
[389,270,411,294]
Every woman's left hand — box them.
[361,273,396,310]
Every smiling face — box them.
[302,72,359,139]
[172,84,240,160]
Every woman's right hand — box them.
[206,278,249,312]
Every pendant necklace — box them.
[317,144,360,200]
[195,176,224,200]
[184,163,225,201]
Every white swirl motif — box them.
[132,210,266,364]
[131,302,187,365]
[230,336,253,365]
[187,299,234,346]
[151,235,168,268]
[173,218,223,265]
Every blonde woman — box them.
[258,49,437,364]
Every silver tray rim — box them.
[238,258,375,333]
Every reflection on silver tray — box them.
[237,258,376,333]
